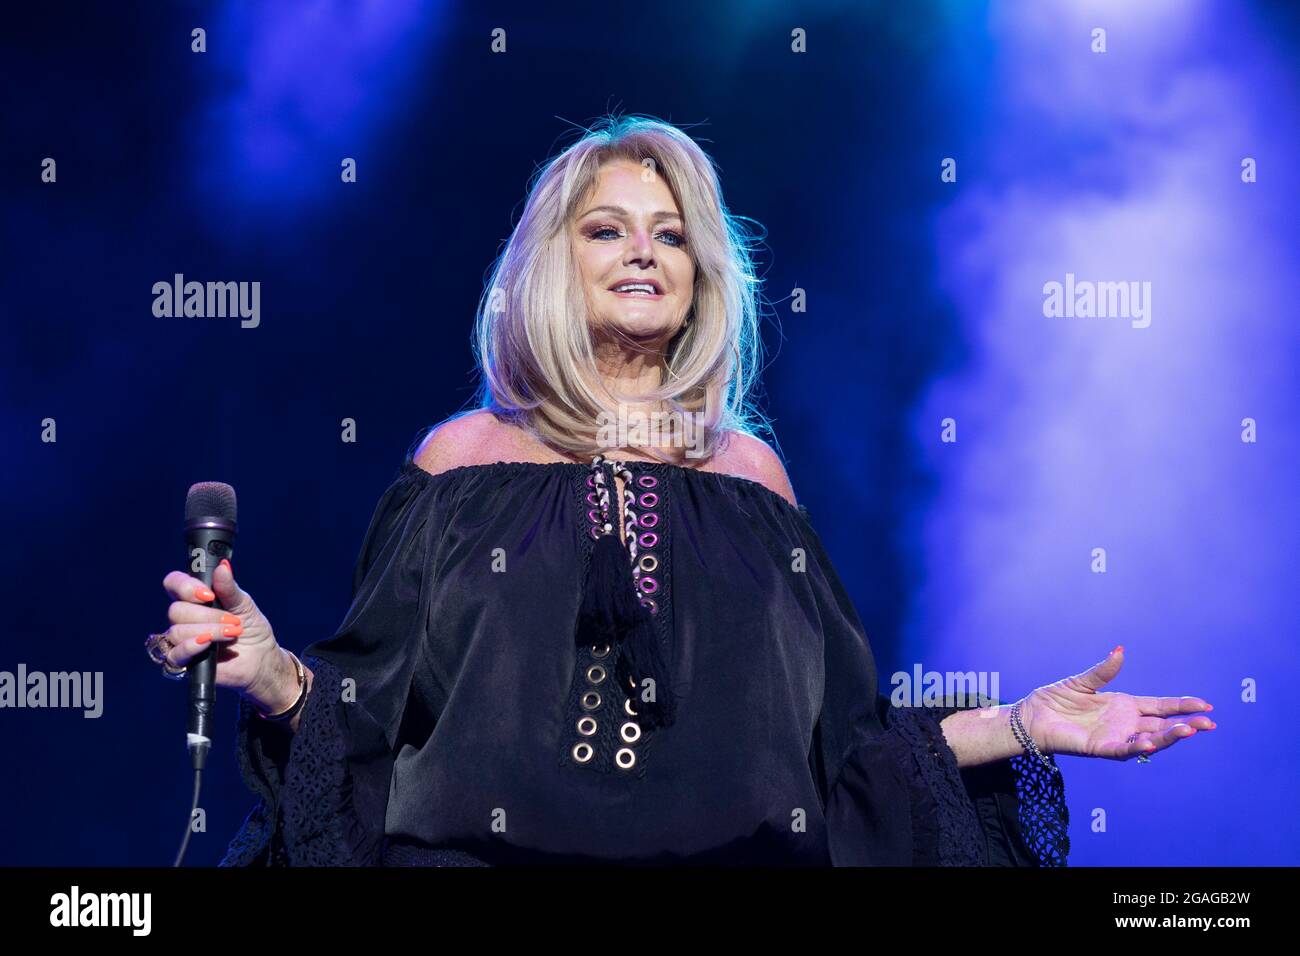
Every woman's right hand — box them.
[159,560,293,713]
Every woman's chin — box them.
[598,314,679,342]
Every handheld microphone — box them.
[182,482,238,771]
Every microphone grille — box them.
[185,482,238,523]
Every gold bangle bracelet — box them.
[256,651,307,722]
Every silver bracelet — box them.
[1009,699,1058,773]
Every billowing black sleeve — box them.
[220,464,435,866]
[798,515,1071,866]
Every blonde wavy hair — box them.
[465,114,771,464]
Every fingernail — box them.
[1206,703,1213,711]
[220,613,241,626]
[195,586,216,602]
[222,623,242,638]
[1110,645,1123,656]
[195,633,213,645]
[220,558,232,573]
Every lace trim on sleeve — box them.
[1006,752,1070,866]
[887,704,1070,867]
[219,788,274,867]
[888,705,985,865]
[220,656,364,866]
[219,682,290,866]
[279,656,368,865]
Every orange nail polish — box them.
[220,613,241,626]
[195,586,215,602]
[195,633,213,645]
[223,624,242,637]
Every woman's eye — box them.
[587,225,686,247]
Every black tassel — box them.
[575,532,641,643]
[576,528,676,729]
[617,602,676,729]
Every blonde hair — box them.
[467,113,771,464]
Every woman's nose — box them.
[623,229,655,264]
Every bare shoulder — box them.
[710,429,798,508]
[411,409,509,477]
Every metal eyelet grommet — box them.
[627,675,637,690]
[639,532,658,548]
[640,597,657,614]
[640,512,659,529]
[591,642,611,659]
[624,698,638,716]
[620,721,641,744]
[639,492,659,508]
[590,525,603,540]
[586,664,607,684]
[577,716,598,736]
[637,475,658,489]
[586,475,596,488]
[572,742,594,764]
[581,691,601,711]
[587,509,601,524]
[637,554,658,573]
[638,576,659,594]
[615,748,636,769]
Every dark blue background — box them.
[2,1,1295,865]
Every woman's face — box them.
[572,158,695,347]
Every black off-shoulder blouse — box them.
[219,452,1069,867]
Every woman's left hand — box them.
[1022,646,1215,761]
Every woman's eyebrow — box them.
[580,205,682,221]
